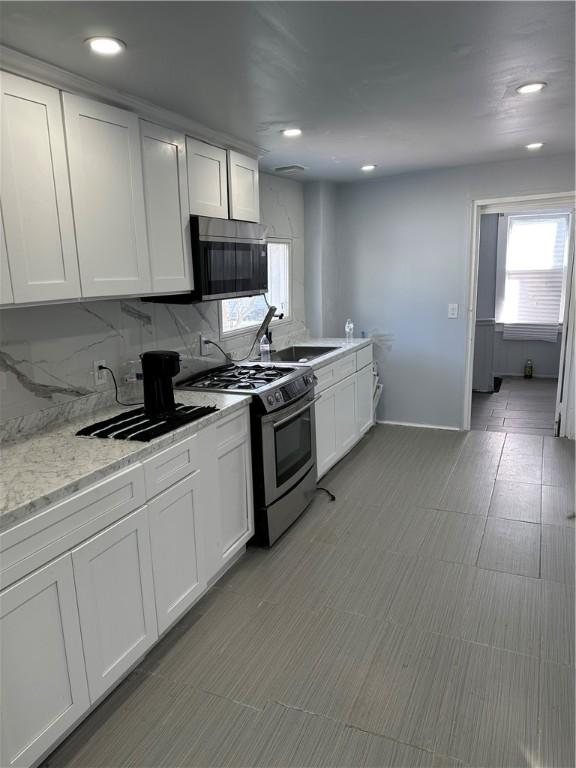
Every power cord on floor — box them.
[98,365,144,407]
[316,486,336,502]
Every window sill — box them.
[219,316,294,342]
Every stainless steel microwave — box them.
[144,216,268,304]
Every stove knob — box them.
[275,391,283,402]
[267,394,275,405]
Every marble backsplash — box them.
[0,173,308,438]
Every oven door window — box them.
[274,407,312,487]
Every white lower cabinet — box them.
[71,507,158,703]
[214,432,253,569]
[356,363,374,436]
[315,385,338,478]
[315,347,374,479]
[0,406,254,767]
[148,473,206,635]
[335,373,358,455]
[0,555,89,768]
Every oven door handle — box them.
[273,395,321,429]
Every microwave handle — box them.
[273,395,321,429]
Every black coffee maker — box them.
[141,351,180,419]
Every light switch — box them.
[448,303,459,319]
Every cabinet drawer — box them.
[1,465,145,588]
[143,433,198,499]
[356,344,373,371]
[315,353,357,394]
[214,408,249,449]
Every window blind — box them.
[498,213,570,341]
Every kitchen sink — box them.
[270,345,339,363]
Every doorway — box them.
[464,193,575,437]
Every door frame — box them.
[463,191,575,432]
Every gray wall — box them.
[0,173,308,423]
[324,153,574,428]
[476,214,499,320]
[303,182,338,337]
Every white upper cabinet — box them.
[140,121,193,294]
[228,150,260,223]
[0,73,81,303]
[62,93,151,297]
[186,137,228,219]
[1,212,14,304]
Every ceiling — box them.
[1,1,574,181]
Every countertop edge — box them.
[0,395,250,534]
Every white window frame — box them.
[218,237,294,339]
[495,210,571,328]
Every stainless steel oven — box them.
[254,392,319,545]
[262,392,319,504]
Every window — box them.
[496,213,570,326]
[220,240,291,335]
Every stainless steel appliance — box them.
[175,362,318,546]
[143,216,268,304]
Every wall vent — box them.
[274,164,307,173]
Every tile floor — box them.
[43,425,575,768]
[471,376,558,436]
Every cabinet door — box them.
[148,473,206,635]
[186,137,228,219]
[72,507,157,702]
[228,150,260,223]
[140,121,193,294]
[356,363,374,436]
[335,374,358,456]
[1,73,81,303]
[216,433,253,565]
[0,555,89,768]
[315,385,338,479]
[1,210,14,304]
[63,94,151,297]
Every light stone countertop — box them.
[0,391,250,533]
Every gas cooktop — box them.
[176,362,315,413]
[184,363,294,391]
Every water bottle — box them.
[260,334,271,362]
[345,319,354,343]
[524,359,533,379]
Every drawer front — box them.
[143,433,198,499]
[356,344,373,371]
[332,354,357,386]
[214,408,249,449]
[1,465,146,588]
[314,363,337,394]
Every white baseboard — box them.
[494,372,559,379]
[376,419,462,432]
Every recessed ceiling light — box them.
[516,82,547,95]
[85,37,126,55]
[282,128,302,137]
[361,165,376,172]
[525,142,544,150]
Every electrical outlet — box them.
[199,334,213,356]
[448,303,459,319]
[93,360,107,386]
